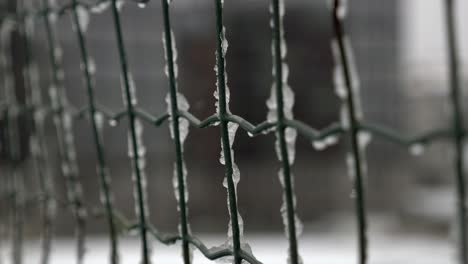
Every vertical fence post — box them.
[160,0,192,263]
[70,2,119,264]
[332,0,368,263]
[40,0,87,263]
[443,0,467,263]
[109,1,151,263]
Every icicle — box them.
[120,72,137,107]
[162,30,179,80]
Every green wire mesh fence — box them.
[0,0,466,264]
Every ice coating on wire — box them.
[332,0,368,262]
[267,0,303,263]
[212,1,254,261]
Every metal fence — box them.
[0,0,465,264]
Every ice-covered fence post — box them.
[70,1,119,264]
[159,0,192,263]
[1,18,24,264]
[213,0,246,263]
[109,1,151,263]
[20,9,56,264]
[443,0,467,263]
[267,0,302,263]
[40,0,87,263]
[331,0,368,263]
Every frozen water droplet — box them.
[94,112,104,132]
[87,57,96,75]
[346,152,356,181]
[358,130,372,149]
[334,0,349,20]
[221,27,229,55]
[409,143,425,156]
[109,119,118,127]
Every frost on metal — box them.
[120,72,149,220]
[45,6,88,263]
[331,0,369,200]
[267,0,303,263]
[213,26,231,117]
[165,92,193,261]
[216,123,253,264]
[211,14,253,262]
[127,119,150,222]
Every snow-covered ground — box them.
[1,231,453,264]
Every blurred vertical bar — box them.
[41,0,88,262]
[70,1,119,263]
[3,0,27,263]
[443,0,467,263]
[20,1,56,263]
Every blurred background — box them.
[0,0,468,262]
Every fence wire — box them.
[0,0,466,264]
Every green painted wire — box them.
[69,1,120,263]
[159,0,192,263]
[332,0,368,263]
[213,0,243,263]
[109,1,151,263]
[3,1,468,264]
[444,0,467,263]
